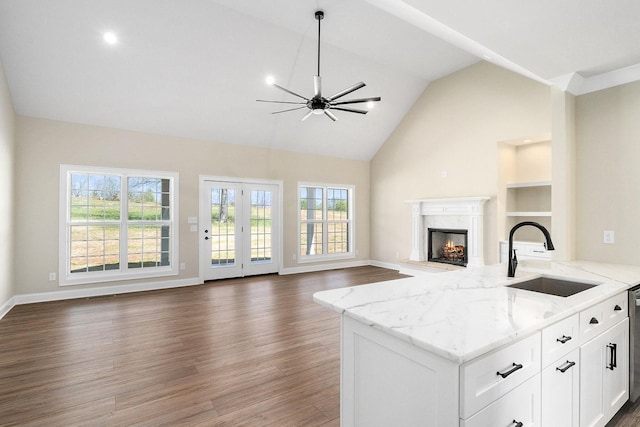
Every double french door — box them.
[199,179,280,281]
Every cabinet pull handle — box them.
[607,343,617,370]
[511,420,524,427]
[590,317,599,325]
[614,304,622,311]
[497,363,523,378]
[556,360,576,373]
[556,335,572,344]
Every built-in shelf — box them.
[506,180,552,189]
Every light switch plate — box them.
[187,216,198,224]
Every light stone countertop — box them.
[313,260,640,364]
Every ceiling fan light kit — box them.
[257,10,381,121]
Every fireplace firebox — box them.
[428,228,468,267]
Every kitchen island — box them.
[313,260,640,427]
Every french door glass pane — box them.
[210,188,236,265]
[250,190,272,263]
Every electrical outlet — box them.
[603,230,615,244]
[180,263,186,271]
[48,272,56,281]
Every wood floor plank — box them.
[0,266,407,425]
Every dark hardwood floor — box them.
[2,265,639,426]
[0,266,407,426]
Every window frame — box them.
[59,164,179,286]
[297,182,355,263]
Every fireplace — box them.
[406,197,489,267]
[428,228,468,267]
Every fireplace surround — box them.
[406,197,490,267]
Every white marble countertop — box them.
[313,260,640,364]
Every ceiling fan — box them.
[257,10,381,121]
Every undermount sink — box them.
[507,276,599,297]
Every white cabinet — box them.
[542,348,580,427]
[580,317,629,427]
[460,332,540,418]
[462,374,540,427]
[338,292,629,427]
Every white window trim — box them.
[297,182,355,263]
[59,164,179,286]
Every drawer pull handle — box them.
[497,363,523,379]
[511,420,524,427]
[614,304,622,311]
[556,335,572,344]
[590,317,599,325]
[556,360,576,373]
[607,343,617,370]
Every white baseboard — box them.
[0,261,409,320]
[12,277,203,306]
[0,296,16,321]
[280,260,370,275]
[369,260,402,271]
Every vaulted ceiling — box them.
[1,0,639,161]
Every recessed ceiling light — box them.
[103,32,118,45]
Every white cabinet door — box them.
[542,348,579,427]
[603,318,629,418]
[580,318,629,427]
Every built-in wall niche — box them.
[498,138,552,243]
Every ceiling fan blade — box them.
[331,106,368,115]
[324,110,338,121]
[330,96,381,106]
[301,110,314,121]
[272,83,309,101]
[314,76,322,97]
[271,106,308,114]
[257,99,307,105]
[326,81,366,101]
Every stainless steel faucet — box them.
[508,221,555,277]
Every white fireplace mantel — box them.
[405,197,490,267]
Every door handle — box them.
[497,363,523,378]
[205,236,209,240]
[607,343,617,370]
[556,360,576,373]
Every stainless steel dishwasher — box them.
[629,285,640,402]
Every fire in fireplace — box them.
[428,228,468,267]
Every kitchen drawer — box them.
[580,292,627,343]
[541,313,579,367]
[461,374,541,427]
[460,332,540,419]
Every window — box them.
[59,165,179,285]
[298,183,354,261]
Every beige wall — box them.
[14,116,370,295]
[575,81,640,264]
[0,58,15,308]
[370,61,551,265]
